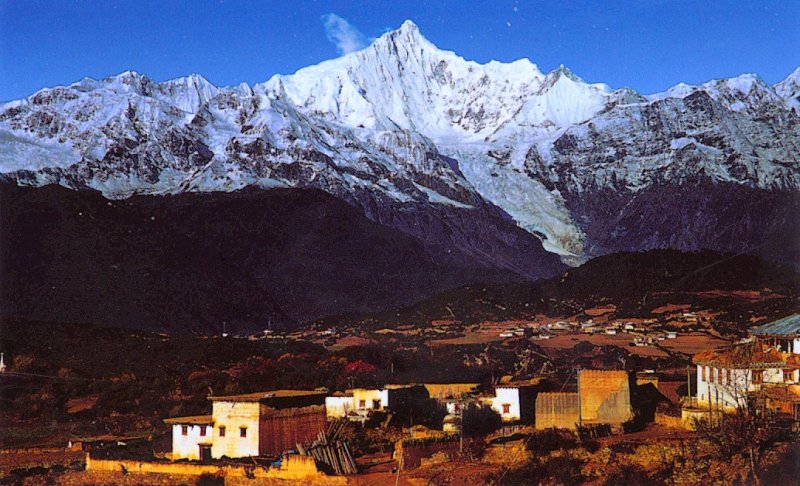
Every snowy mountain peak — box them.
[551,64,582,82]
[102,70,155,94]
[775,68,800,112]
[395,19,423,38]
[157,73,220,114]
[371,19,429,51]
[779,67,800,87]
[0,20,798,267]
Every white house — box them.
[209,397,262,459]
[490,386,523,421]
[164,389,326,461]
[693,314,800,411]
[163,415,214,461]
[487,379,545,423]
[344,384,428,418]
[351,387,390,412]
[325,392,354,419]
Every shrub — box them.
[461,403,501,438]
[526,428,578,457]
[196,473,224,486]
[498,455,584,485]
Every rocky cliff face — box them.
[1,20,798,269]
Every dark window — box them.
[753,370,763,385]
[200,426,206,437]
[219,426,226,437]
[502,403,511,414]
[372,399,381,409]
[784,370,794,383]
[240,427,247,438]
[359,400,366,409]
[181,425,188,436]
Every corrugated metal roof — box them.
[750,314,800,337]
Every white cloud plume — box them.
[322,13,368,55]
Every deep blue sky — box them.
[1,0,797,102]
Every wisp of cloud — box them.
[322,13,368,55]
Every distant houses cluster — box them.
[493,316,685,345]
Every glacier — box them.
[0,20,798,266]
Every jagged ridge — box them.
[1,20,798,266]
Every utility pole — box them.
[459,405,464,454]
[577,366,582,427]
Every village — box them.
[2,312,799,484]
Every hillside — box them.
[1,184,559,333]
[317,250,800,332]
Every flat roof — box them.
[207,390,327,402]
[495,377,547,388]
[750,314,800,337]
[163,415,214,425]
[71,433,151,442]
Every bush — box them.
[499,455,584,485]
[197,472,224,486]
[526,428,578,457]
[461,403,501,438]
[602,464,660,486]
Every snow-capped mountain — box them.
[1,20,798,269]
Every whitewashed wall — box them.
[490,387,520,422]
[210,401,260,459]
[171,423,212,460]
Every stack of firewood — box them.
[296,420,357,475]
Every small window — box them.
[240,427,247,438]
[752,370,763,385]
[372,399,381,409]
[726,369,732,384]
[709,367,715,383]
[181,425,188,436]
[359,400,366,409]
[219,426,226,437]
[703,367,708,382]
[200,426,206,437]
[784,369,795,383]
[502,403,511,414]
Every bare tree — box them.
[693,375,790,486]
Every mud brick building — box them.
[165,390,326,460]
[535,370,633,430]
